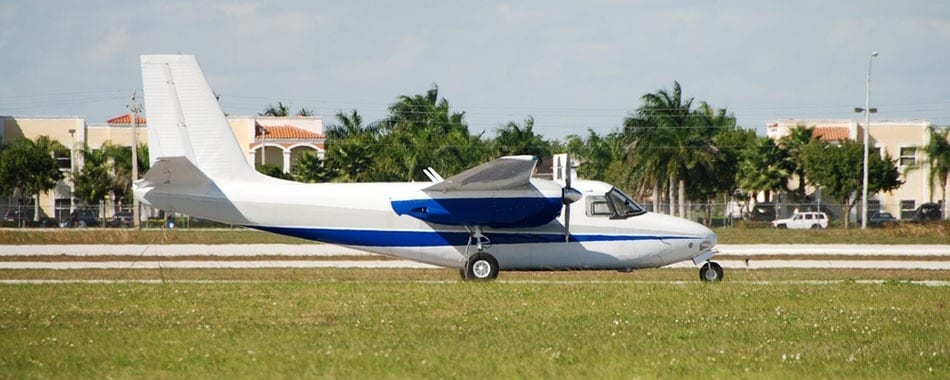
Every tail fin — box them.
[140,55,255,179]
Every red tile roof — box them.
[813,126,850,141]
[107,114,147,125]
[256,125,325,140]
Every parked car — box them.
[108,211,133,228]
[67,209,100,228]
[771,211,828,229]
[750,202,776,222]
[4,209,24,223]
[912,202,943,223]
[867,211,898,227]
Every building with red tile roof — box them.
[765,118,939,221]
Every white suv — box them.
[771,212,828,229]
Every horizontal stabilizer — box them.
[138,156,210,188]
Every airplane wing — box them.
[424,155,538,192]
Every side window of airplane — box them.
[586,196,612,217]
[605,188,646,219]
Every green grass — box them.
[1,221,947,245]
[0,269,947,379]
[716,222,948,245]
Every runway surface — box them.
[0,243,947,270]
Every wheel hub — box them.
[472,260,491,278]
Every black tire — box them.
[463,253,499,281]
[699,261,724,282]
[810,224,820,229]
[776,224,787,229]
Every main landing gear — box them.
[699,261,724,282]
[461,253,499,281]
[461,226,499,281]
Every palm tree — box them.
[492,116,552,160]
[376,85,487,181]
[736,137,790,208]
[923,126,950,219]
[624,82,719,217]
[778,125,815,200]
[260,102,290,117]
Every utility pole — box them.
[129,91,142,229]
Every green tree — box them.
[72,144,114,208]
[0,136,65,221]
[260,102,315,118]
[260,102,290,117]
[492,116,552,159]
[778,126,815,199]
[566,130,624,185]
[623,82,722,216]
[374,85,488,181]
[736,136,789,208]
[801,140,902,228]
[324,110,379,182]
[256,164,291,180]
[290,151,333,183]
[923,126,949,219]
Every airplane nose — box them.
[690,221,717,252]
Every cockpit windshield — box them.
[606,188,646,219]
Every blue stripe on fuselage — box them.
[251,226,698,247]
[390,197,563,228]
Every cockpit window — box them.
[606,188,646,219]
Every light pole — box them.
[128,92,142,229]
[857,51,879,229]
[68,128,76,215]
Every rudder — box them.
[140,55,256,180]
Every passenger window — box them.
[586,196,612,217]
[805,214,813,220]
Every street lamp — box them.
[68,128,76,215]
[855,51,879,229]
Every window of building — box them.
[55,150,71,170]
[900,200,916,220]
[867,199,881,215]
[900,146,917,166]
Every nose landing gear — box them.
[699,261,724,282]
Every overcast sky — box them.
[1,1,948,140]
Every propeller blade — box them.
[565,150,572,188]
[564,201,571,242]
[563,150,576,242]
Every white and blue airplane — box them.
[132,54,723,281]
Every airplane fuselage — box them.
[137,174,717,271]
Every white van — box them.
[771,211,828,229]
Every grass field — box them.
[0,221,947,245]
[0,269,947,379]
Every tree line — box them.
[2,82,948,226]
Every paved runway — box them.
[0,243,947,270]
[2,243,948,256]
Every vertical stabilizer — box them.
[140,55,255,179]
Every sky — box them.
[1,1,948,140]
